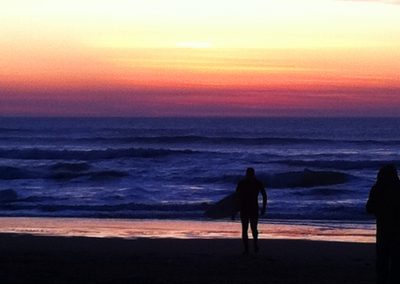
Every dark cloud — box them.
[1,85,399,117]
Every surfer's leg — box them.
[241,217,249,253]
[250,216,259,253]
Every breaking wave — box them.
[0,147,196,161]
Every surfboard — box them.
[204,193,240,219]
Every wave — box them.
[0,201,209,213]
[50,162,91,172]
[4,134,400,146]
[84,135,331,145]
[0,166,34,180]
[48,170,129,181]
[0,189,18,202]
[49,162,128,180]
[18,195,67,203]
[262,169,350,188]
[49,162,91,180]
[193,174,242,184]
[292,188,352,197]
[0,147,196,161]
[0,163,129,181]
[197,169,351,188]
[110,136,400,146]
[276,159,400,170]
[0,128,25,133]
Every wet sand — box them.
[0,217,375,242]
[0,234,375,284]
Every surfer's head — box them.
[246,167,255,178]
[377,164,399,187]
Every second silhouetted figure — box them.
[367,164,400,284]
[236,167,267,254]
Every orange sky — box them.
[1,0,400,116]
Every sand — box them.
[0,234,376,284]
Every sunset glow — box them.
[1,0,400,116]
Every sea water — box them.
[0,117,399,224]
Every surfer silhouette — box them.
[235,167,267,254]
[367,164,400,284]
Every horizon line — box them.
[1,115,400,119]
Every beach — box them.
[0,217,376,283]
[0,234,375,284]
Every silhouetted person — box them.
[235,167,267,254]
[367,164,400,284]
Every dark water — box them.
[0,117,399,222]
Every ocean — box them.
[0,117,399,224]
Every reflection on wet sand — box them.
[0,217,374,242]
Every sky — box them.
[1,0,400,116]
